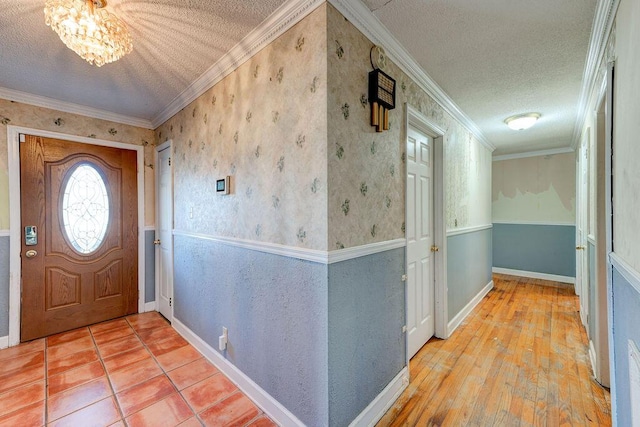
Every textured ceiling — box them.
[1,0,287,123]
[363,0,597,155]
[1,0,596,154]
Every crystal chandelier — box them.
[44,0,133,67]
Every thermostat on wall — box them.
[216,176,230,195]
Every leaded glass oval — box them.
[62,163,110,254]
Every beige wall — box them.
[492,152,576,224]
[326,4,492,250]
[155,5,328,250]
[0,99,156,229]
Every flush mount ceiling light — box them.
[44,0,133,67]
[504,113,541,131]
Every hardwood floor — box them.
[377,274,611,426]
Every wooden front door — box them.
[20,135,138,341]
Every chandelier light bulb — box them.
[44,0,133,67]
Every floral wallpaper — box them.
[0,98,156,229]
[155,5,329,250]
[326,3,492,249]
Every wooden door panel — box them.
[46,156,123,259]
[45,267,81,310]
[95,260,124,300]
[20,135,138,341]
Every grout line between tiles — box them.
[89,323,126,426]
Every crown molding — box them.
[151,0,324,128]
[571,0,620,150]
[328,0,495,152]
[492,146,575,162]
[0,86,153,129]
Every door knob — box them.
[576,246,585,250]
[431,245,439,252]
[25,249,38,258]
[153,239,161,245]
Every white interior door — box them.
[156,145,173,321]
[406,127,435,359]
[577,135,589,327]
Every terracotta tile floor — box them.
[0,312,277,427]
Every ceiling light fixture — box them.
[44,0,133,67]
[504,113,541,131]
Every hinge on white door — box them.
[169,297,172,307]
[19,134,26,143]
[401,274,407,282]
[168,157,171,166]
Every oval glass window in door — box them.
[62,163,110,254]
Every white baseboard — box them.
[447,280,494,336]
[143,302,157,312]
[0,336,8,350]
[172,318,305,427]
[349,367,408,427]
[492,267,575,285]
[589,340,597,378]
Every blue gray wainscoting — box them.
[144,230,156,304]
[328,247,406,427]
[492,223,576,277]
[173,234,329,426]
[0,235,9,337]
[447,228,493,321]
[611,262,640,427]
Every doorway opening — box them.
[405,104,447,364]
[155,141,174,322]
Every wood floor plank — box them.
[376,274,611,427]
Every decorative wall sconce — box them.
[369,46,395,132]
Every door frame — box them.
[154,140,173,320]
[577,127,590,327]
[405,104,447,365]
[7,125,146,346]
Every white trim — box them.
[0,86,153,129]
[492,147,574,162]
[173,230,328,263]
[7,125,146,346]
[172,230,405,265]
[144,302,157,313]
[588,235,596,245]
[609,252,640,295]
[0,230,9,237]
[0,336,8,350]
[604,61,617,421]
[151,0,324,128]
[492,267,575,285]
[328,239,405,264]
[348,367,409,427]
[407,104,448,343]
[447,280,493,336]
[446,224,492,237]
[571,0,620,149]
[492,220,576,227]
[329,0,494,152]
[144,226,155,232]
[589,340,598,380]
[172,318,305,427]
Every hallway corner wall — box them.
[492,153,576,279]
[610,0,640,423]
